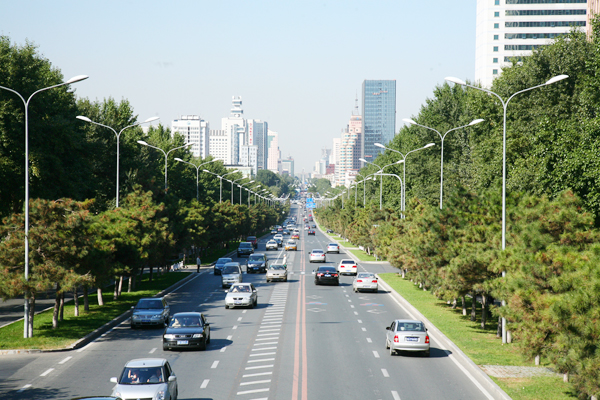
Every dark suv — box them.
[237,242,254,257]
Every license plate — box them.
[177,340,188,345]
[406,337,418,342]
[235,301,242,304]
[325,274,331,277]
[142,320,150,323]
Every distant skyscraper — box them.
[267,130,281,173]
[208,127,238,165]
[339,100,362,186]
[281,157,294,177]
[171,115,209,158]
[248,120,268,171]
[589,1,600,38]
[475,0,587,88]
[361,80,396,165]
[222,96,247,165]
[240,145,259,175]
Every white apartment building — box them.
[337,103,362,187]
[240,145,259,175]
[171,115,209,158]
[267,130,281,173]
[475,0,587,88]
[331,137,341,187]
[221,96,247,165]
[208,126,239,165]
[248,119,268,171]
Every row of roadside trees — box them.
[0,36,289,337]
[316,21,600,400]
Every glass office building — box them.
[361,80,396,164]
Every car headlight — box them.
[193,333,204,338]
[151,314,162,319]
[132,315,141,320]
[157,390,166,400]
[164,334,176,340]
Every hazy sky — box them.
[1,1,475,173]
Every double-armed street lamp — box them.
[374,142,435,217]
[137,140,193,193]
[445,74,568,344]
[402,118,484,209]
[77,115,159,207]
[174,158,218,201]
[202,169,239,203]
[0,74,89,338]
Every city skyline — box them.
[0,1,476,173]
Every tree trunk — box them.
[113,276,119,300]
[59,292,65,322]
[83,286,89,312]
[497,316,502,338]
[401,268,406,279]
[480,295,487,329]
[535,355,540,366]
[52,284,61,329]
[451,298,457,309]
[128,274,133,292]
[74,286,79,317]
[117,276,123,297]
[27,294,36,338]
[97,287,104,306]
[149,265,153,282]
[470,293,477,322]
[563,372,568,383]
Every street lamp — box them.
[445,73,568,344]
[231,176,247,203]
[239,180,255,205]
[174,158,218,201]
[374,172,404,216]
[402,118,484,209]
[77,115,159,207]
[202,169,239,203]
[0,74,88,338]
[137,140,193,193]
[374,142,435,217]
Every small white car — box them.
[225,283,258,309]
[385,319,430,357]
[266,240,278,251]
[221,263,243,288]
[266,263,288,282]
[111,358,177,400]
[326,243,340,253]
[337,259,357,275]
[353,272,378,293]
[308,249,326,263]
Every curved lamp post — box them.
[374,142,435,217]
[359,158,382,209]
[78,115,159,207]
[402,118,484,209]
[174,158,218,201]
[239,180,255,205]
[137,140,193,193]
[202,169,239,203]
[374,172,404,216]
[446,74,568,344]
[0,74,89,338]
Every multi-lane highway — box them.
[0,204,493,400]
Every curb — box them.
[376,275,512,400]
[0,271,200,356]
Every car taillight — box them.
[394,335,399,343]
[356,279,363,282]
[333,274,338,277]
[317,273,323,277]
[425,335,430,344]
[372,280,378,283]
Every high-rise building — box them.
[281,157,294,177]
[361,80,396,165]
[338,99,362,186]
[331,137,342,187]
[475,0,587,88]
[267,130,281,173]
[248,120,268,171]
[240,145,259,175]
[589,0,600,38]
[171,115,209,158]
[208,126,238,165]
[222,96,247,165]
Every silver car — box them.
[326,243,340,253]
[308,249,326,263]
[130,298,170,329]
[221,263,243,288]
[353,272,378,293]
[110,358,177,400]
[385,319,430,357]
[225,283,258,309]
[266,240,278,250]
[266,263,288,282]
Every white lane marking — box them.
[227,335,233,340]
[362,327,367,331]
[257,332,280,337]
[345,294,349,297]
[248,358,276,363]
[350,305,355,308]
[373,351,380,358]
[245,364,274,370]
[233,325,238,330]
[392,390,401,400]
[260,322,281,326]
[220,347,227,352]
[358,319,363,323]
[366,338,372,343]
[237,388,270,395]
[149,348,156,354]
[201,379,209,389]
[211,361,219,369]
[40,368,54,377]
[17,384,31,392]
[243,310,247,314]
[382,369,389,377]
[354,311,359,315]
[58,356,72,365]
[240,379,271,386]
[237,317,243,321]
[252,347,277,351]
[243,372,273,378]
[254,341,278,346]
[250,352,276,357]
[348,299,352,302]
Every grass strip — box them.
[379,273,574,400]
[348,249,378,262]
[0,271,190,350]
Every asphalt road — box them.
[0,204,494,400]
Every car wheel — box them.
[314,280,319,285]
[267,279,271,283]
[163,343,169,351]
[373,289,378,293]
[254,298,258,307]
[390,346,396,356]
[284,277,288,282]
[385,338,390,349]
[199,339,207,351]
[225,304,229,309]
[207,332,211,344]
[423,350,430,357]
[131,323,136,329]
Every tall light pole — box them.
[374,172,404,216]
[402,118,484,209]
[239,180,255,205]
[202,169,239,203]
[445,74,568,344]
[0,74,89,338]
[77,115,159,207]
[174,158,218,201]
[374,142,435,217]
[359,158,382,209]
[231,176,247,203]
[137,140,193,193]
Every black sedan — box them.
[163,312,210,351]
[308,230,316,236]
[314,266,339,286]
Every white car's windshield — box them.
[120,367,165,384]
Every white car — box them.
[337,259,357,275]
[266,263,288,282]
[266,240,278,251]
[326,243,340,253]
[221,263,243,288]
[308,249,326,263]
[110,358,177,400]
[273,234,284,246]
[385,319,430,357]
[353,272,378,292]
[225,283,258,309]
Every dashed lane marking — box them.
[58,356,72,364]
[40,368,54,377]
[373,351,380,358]
[201,379,209,389]
[211,361,219,369]
[382,369,389,377]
